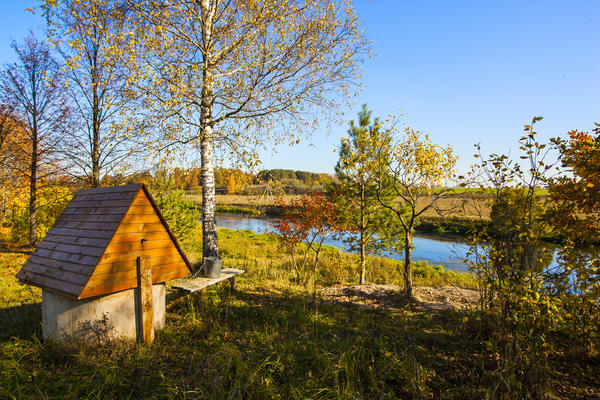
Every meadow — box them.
[1,227,597,399]
[190,192,492,219]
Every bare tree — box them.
[0,34,69,245]
[0,104,19,162]
[128,0,369,261]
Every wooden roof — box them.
[16,184,192,299]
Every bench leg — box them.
[229,276,236,292]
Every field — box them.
[1,228,598,399]
[189,192,492,219]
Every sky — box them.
[1,0,599,175]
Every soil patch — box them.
[320,284,479,312]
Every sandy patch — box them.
[320,284,479,312]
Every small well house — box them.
[16,184,192,342]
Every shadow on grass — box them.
[0,242,33,255]
[0,286,485,399]
[0,247,33,255]
[0,302,41,340]
[163,285,483,398]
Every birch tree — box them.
[0,35,69,245]
[42,0,145,188]
[374,124,457,298]
[129,0,369,261]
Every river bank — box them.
[212,203,484,237]
[210,202,571,245]
[215,213,473,272]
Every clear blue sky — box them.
[2,0,599,175]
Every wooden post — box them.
[137,256,154,343]
[229,276,236,292]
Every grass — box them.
[0,288,483,398]
[0,249,40,340]
[188,194,298,208]
[215,204,258,215]
[0,228,598,399]
[213,228,477,289]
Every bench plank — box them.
[170,268,245,293]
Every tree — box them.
[0,104,23,176]
[482,186,554,306]
[547,124,600,352]
[374,123,457,298]
[0,34,69,245]
[224,169,247,194]
[466,118,555,296]
[0,106,29,228]
[464,118,574,398]
[335,105,393,284]
[129,0,369,262]
[272,190,344,289]
[0,104,17,155]
[42,0,145,188]
[548,124,600,244]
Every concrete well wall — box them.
[42,284,165,341]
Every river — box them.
[216,213,471,272]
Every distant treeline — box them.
[255,169,322,184]
[110,168,335,195]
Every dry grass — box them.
[187,193,492,219]
[187,194,299,207]
[415,195,490,219]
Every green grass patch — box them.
[211,228,477,290]
[416,216,488,237]
[216,204,259,215]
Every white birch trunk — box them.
[200,0,219,260]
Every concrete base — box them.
[42,284,165,342]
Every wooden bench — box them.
[167,268,245,303]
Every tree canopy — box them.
[374,121,457,297]
[127,0,369,260]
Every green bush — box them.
[154,190,200,242]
